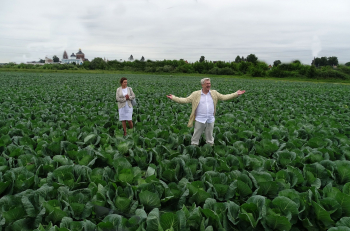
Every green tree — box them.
[229,62,239,71]
[90,57,107,70]
[235,56,242,63]
[52,55,59,62]
[199,56,205,63]
[345,62,350,66]
[193,61,206,73]
[249,66,265,77]
[273,60,281,67]
[307,65,317,78]
[107,60,121,70]
[214,61,226,68]
[82,61,91,69]
[218,67,234,75]
[327,56,338,66]
[177,63,194,73]
[257,61,269,70]
[39,59,45,63]
[320,57,328,66]
[246,54,258,64]
[314,58,321,67]
[239,61,251,73]
[132,59,146,71]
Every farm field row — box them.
[0,72,350,231]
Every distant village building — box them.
[26,61,45,65]
[45,57,53,64]
[61,48,87,65]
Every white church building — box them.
[61,49,86,65]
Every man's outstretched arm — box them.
[166,93,193,104]
[216,90,246,101]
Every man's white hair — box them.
[201,78,210,85]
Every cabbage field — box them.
[1,72,350,231]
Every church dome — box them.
[76,49,84,55]
[76,48,85,60]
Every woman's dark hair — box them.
[120,77,127,85]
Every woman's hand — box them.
[166,94,173,99]
[125,94,130,100]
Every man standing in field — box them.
[166,78,245,146]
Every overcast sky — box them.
[1,0,349,64]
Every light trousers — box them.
[191,121,214,145]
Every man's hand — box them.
[166,94,173,100]
[125,94,130,100]
[236,90,246,95]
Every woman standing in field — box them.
[116,77,136,136]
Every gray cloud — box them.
[0,0,349,64]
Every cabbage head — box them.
[118,142,129,155]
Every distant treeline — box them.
[2,55,350,80]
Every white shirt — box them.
[122,88,128,96]
[195,90,215,124]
